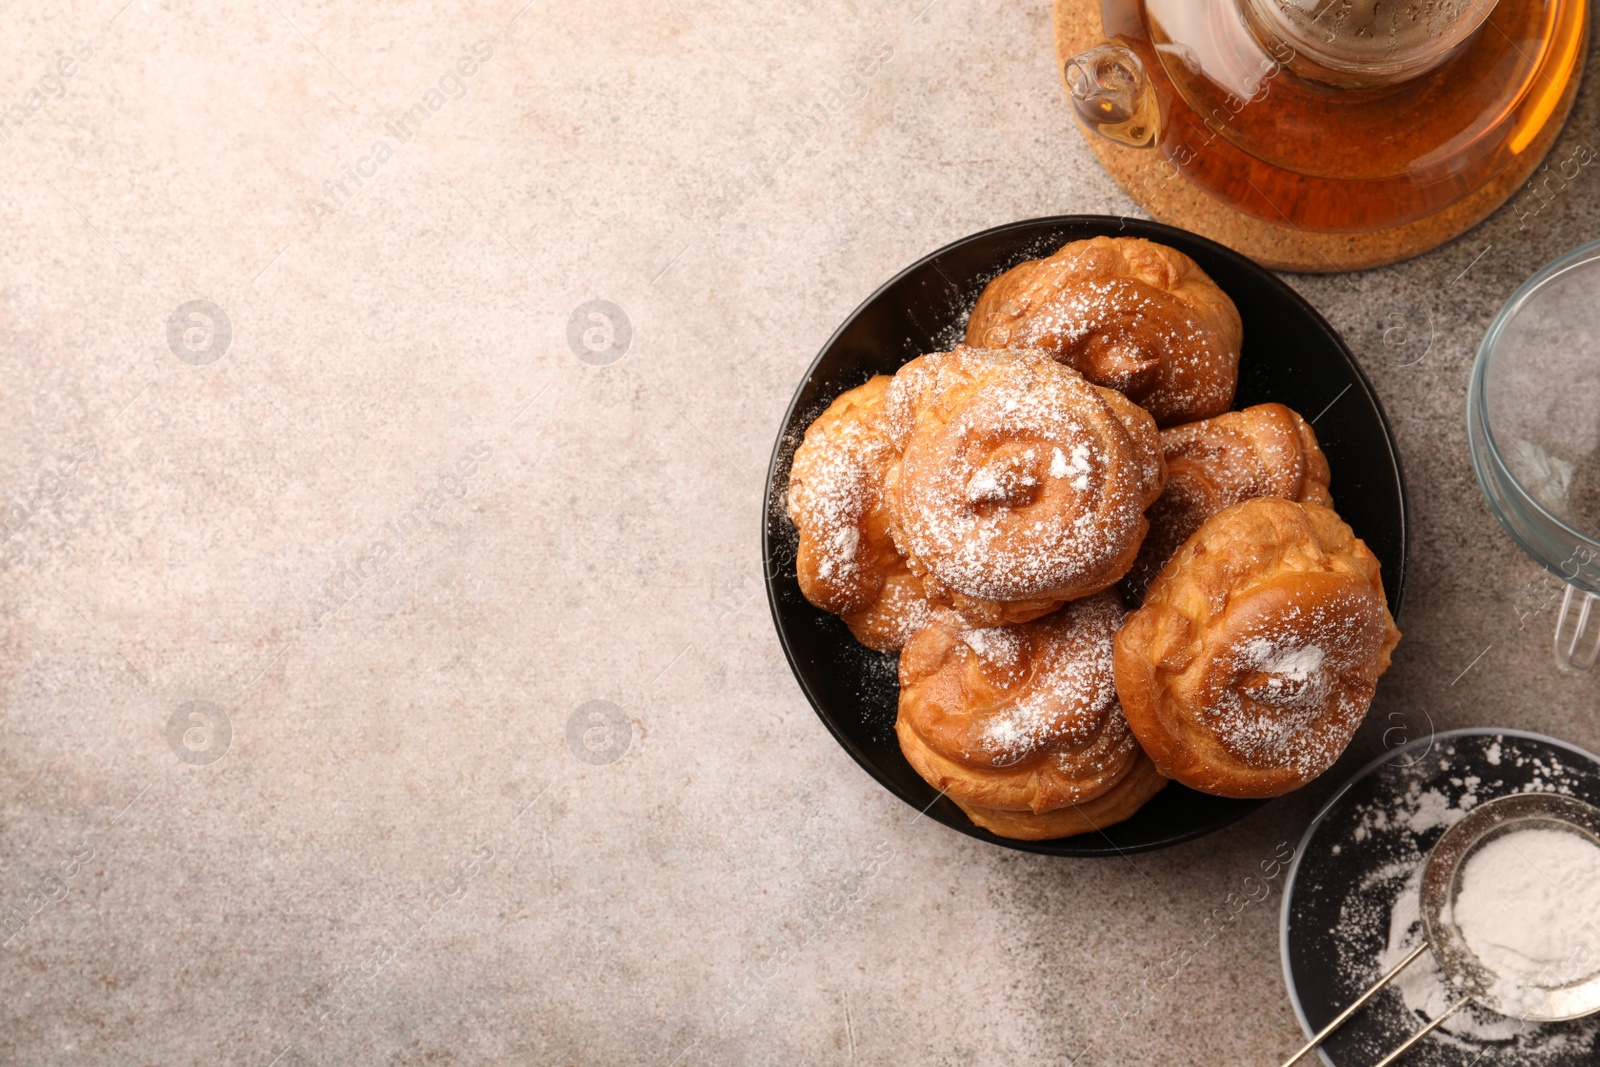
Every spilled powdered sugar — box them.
[1381,864,1530,1045]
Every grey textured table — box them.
[2,2,1599,1065]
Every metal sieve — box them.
[1280,793,1600,1067]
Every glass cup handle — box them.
[1554,584,1600,672]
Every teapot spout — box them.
[1064,43,1160,148]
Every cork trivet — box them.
[1053,0,1588,273]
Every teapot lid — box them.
[1244,0,1501,87]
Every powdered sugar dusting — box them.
[1053,442,1092,490]
[964,450,1041,505]
[1203,589,1384,778]
[842,567,934,654]
[959,624,1026,685]
[968,594,1128,773]
[787,378,898,610]
[895,359,1151,603]
[1242,638,1326,683]
[964,238,1240,424]
[1123,404,1330,603]
[816,524,860,580]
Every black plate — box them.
[762,215,1409,856]
[1281,729,1600,1065]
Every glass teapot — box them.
[1065,0,1586,231]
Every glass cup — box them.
[1469,239,1600,671]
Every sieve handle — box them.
[1370,998,1468,1067]
[1277,941,1429,1067]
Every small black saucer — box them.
[1282,729,1600,1064]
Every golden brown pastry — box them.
[965,236,1242,426]
[897,593,1167,840]
[786,376,931,652]
[1122,403,1332,601]
[841,562,933,653]
[1113,498,1401,799]
[885,346,1165,626]
[1097,384,1168,505]
[881,345,1024,452]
